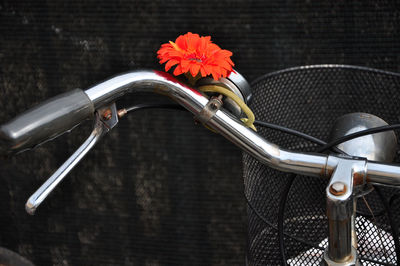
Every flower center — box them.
[186,53,205,63]
[189,57,202,62]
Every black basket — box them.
[244,65,400,265]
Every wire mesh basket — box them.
[244,65,400,265]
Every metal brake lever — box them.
[25,103,119,215]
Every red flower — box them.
[157,32,235,80]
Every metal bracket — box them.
[194,96,223,124]
[323,156,367,265]
[25,103,118,215]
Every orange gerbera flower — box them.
[157,32,235,80]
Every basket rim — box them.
[251,64,400,86]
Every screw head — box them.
[102,109,112,120]
[329,182,347,196]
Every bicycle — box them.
[1,65,400,265]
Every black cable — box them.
[125,103,185,113]
[316,124,400,153]
[254,120,326,146]
[254,120,345,154]
[255,120,400,156]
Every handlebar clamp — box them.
[195,95,223,124]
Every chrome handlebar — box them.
[84,70,400,185]
[2,69,400,213]
[84,70,329,177]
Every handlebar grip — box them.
[0,89,94,154]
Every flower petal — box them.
[175,35,187,50]
[165,59,179,71]
[190,63,201,77]
[180,59,190,73]
[200,66,207,77]
[173,64,183,76]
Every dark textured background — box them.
[0,1,399,265]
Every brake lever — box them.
[25,103,119,215]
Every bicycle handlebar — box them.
[1,70,400,187]
[85,70,330,178]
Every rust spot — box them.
[320,167,327,177]
[102,109,112,120]
[353,172,365,186]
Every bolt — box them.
[329,182,347,196]
[102,109,112,120]
[209,97,222,110]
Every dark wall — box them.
[0,1,399,265]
